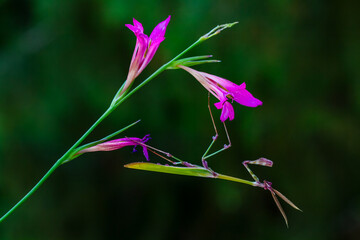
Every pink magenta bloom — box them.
[180,66,262,122]
[120,16,171,95]
[78,135,151,161]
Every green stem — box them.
[0,160,63,223]
[0,106,115,223]
[65,106,115,159]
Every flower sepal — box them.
[167,55,220,69]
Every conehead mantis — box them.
[125,94,301,226]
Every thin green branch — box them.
[0,106,115,223]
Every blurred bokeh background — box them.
[0,0,359,239]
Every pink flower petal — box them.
[125,24,137,33]
[142,147,150,161]
[220,101,235,122]
[232,87,263,107]
[150,15,171,40]
[132,18,144,33]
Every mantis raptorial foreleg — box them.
[242,158,273,183]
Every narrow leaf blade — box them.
[125,162,214,178]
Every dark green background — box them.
[0,0,359,239]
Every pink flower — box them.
[77,135,151,161]
[180,66,262,122]
[120,16,171,95]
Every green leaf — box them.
[124,162,257,187]
[167,55,220,69]
[125,162,214,178]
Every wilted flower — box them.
[120,16,171,95]
[179,66,262,122]
[77,135,151,161]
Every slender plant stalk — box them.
[0,34,209,223]
[0,106,115,222]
